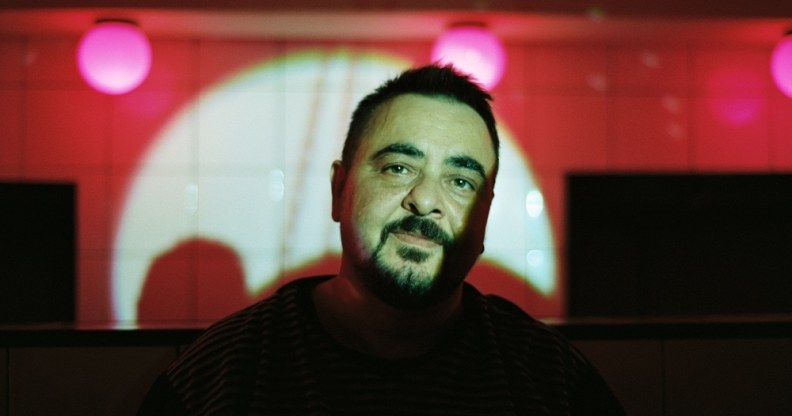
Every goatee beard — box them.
[361,216,463,310]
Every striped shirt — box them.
[138,276,624,415]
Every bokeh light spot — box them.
[771,34,792,99]
[431,26,506,90]
[77,21,152,95]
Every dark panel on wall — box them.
[566,173,792,317]
[0,182,75,323]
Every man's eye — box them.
[383,164,409,175]
[452,178,475,191]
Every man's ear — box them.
[330,160,347,222]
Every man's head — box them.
[331,64,499,310]
[341,64,499,176]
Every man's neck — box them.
[312,272,464,360]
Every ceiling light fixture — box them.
[771,29,792,99]
[431,23,506,90]
[76,19,152,95]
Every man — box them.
[138,64,625,415]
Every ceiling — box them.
[0,1,791,43]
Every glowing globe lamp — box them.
[77,21,152,95]
[431,26,506,90]
[771,33,792,99]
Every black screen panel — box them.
[567,173,792,317]
[0,182,76,323]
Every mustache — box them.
[382,216,453,248]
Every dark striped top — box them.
[138,276,624,415]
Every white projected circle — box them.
[112,50,555,322]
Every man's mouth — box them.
[380,215,453,250]
[391,230,439,248]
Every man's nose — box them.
[402,176,444,218]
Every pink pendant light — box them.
[431,24,506,90]
[771,30,792,99]
[77,20,152,95]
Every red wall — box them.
[1,32,791,324]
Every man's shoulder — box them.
[469,286,614,397]
[467,284,576,352]
[463,286,626,415]
[167,276,327,373]
[203,276,324,331]
[229,275,325,313]
[467,283,542,327]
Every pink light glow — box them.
[707,67,764,126]
[771,34,792,99]
[431,26,506,90]
[77,21,152,95]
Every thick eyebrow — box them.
[371,143,424,161]
[447,155,487,182]
[371,143,488,182]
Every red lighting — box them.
[431,26,506,90]
[76,21,152,95]
[771,33,792,99]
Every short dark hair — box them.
[341,64,500,174]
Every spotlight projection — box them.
[111,50,555,323]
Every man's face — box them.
[332,93,497,309]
